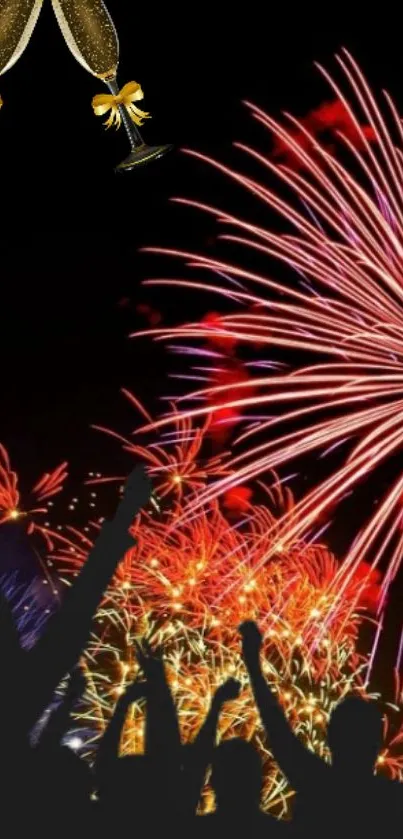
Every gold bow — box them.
[92,81,150,130]
[0,94,3,109]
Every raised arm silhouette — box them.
[95,639,183,831]
[182,677,241,816]
[240,621,323,789]
[95,678,147,792]
[25,466,152,731]
[136,640,182,763]
[240,620,403,837]
[135,639,184,818]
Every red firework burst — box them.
[135,51,403,637]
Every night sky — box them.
[1,5,403,688]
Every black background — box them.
[1,3,402,689]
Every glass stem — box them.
[105,77,144,150]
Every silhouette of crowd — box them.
[2,466,403,837]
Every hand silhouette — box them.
[134,639,164,679]
[215,678,241,703]
[124,680,147,704]
[239,621,263,658]
[112,465,153,530]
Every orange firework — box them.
[0,443,68,551]
[54,493,366,652]
[29,400,401,815]
[51,404,371,656]
[0,410,397,813]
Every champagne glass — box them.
[0,0,43,84]
[50,0,172,171]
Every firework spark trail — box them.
[126,398,400,631]
[34,402,402,814]
[89,399,230,502]
[62,400,381,655]
[0,571,57,650]
[0,443,69,551]
[134,51,403,619]
[0,444,76,605]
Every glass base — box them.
[115,144,173,172]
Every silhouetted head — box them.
[327,696,383,774]
[32,747,92,820]
[100,755,151,809]
[211,739,262,815]
[100,754,176,825]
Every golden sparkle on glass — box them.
[0,0,172,170]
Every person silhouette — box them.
[182,678,241,817]
[95,680,152,833]
[203,737,290,836]
[212,738,265,818]
[24,465,152,732]
[240,620,403,837]
[134,639,185,821]
[95,640,182,831]
[0,467,151,831]
[96,645,244,830]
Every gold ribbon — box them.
[92,81,150,130]
[0,94,3,109]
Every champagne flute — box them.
[0,0,43,86]
[50,0,172,171]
